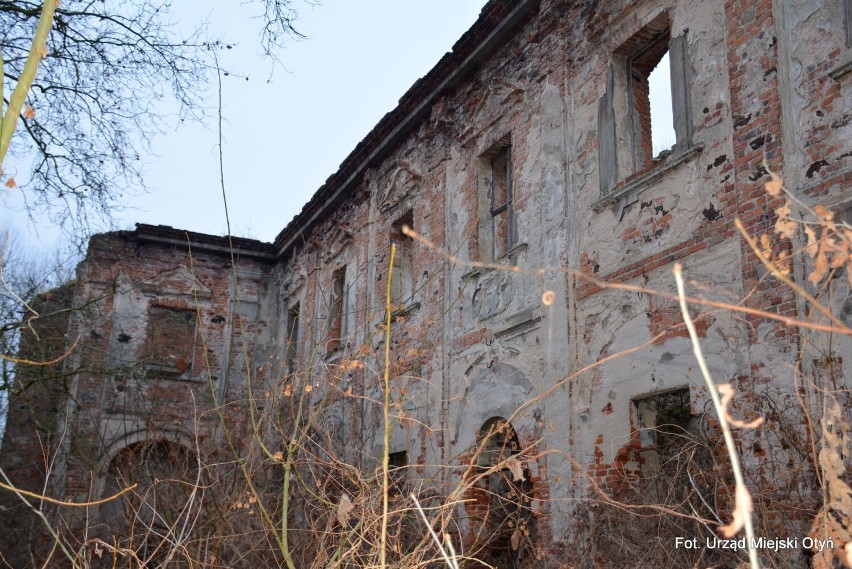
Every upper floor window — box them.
[285,302,299,373]
[327,267,347,352]
[599,13,694,196]
[633,37,674,161]
[490,146,514,259]
[390,211,415,310]
[828,0,852,79]
[479,137,515,260]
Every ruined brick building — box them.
[2,0,851,566]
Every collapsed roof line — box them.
[133,224,276,260]
[273,0,541,259]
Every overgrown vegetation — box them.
[0,3,850,569]
[2,171,848,568]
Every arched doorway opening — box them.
[473,417,535,568]
[97,439,198,567]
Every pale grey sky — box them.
[2,1,488,255]
[6,1,675,253]
[121,1,489,243]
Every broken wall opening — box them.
[470,417,534,569]
[390,211,415,310]
[97,440,197,566]
[143,305,197,381]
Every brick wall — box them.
[1,0,849,565]
[0,285,74,567]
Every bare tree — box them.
[0,0,303,236]
[0,231,73,391]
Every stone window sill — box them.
[829,58,852,81]
[324,341,350,362]
[460,242,529,280]
[592,143,704,213]
[391,301,421,320]
[500,241,528,263]
[144,362,194,382]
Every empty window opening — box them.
[633,388,715,515]
[388,450,408,468]
[327,268,346,351]
[477,417,520,468]
[387,450,418,549]
[600,13,694,195]
[390,210,414,242]
[388,450,408,495]
[635,388,692,450]
[490,146,514,259]
[390,211,415,309]
[286,303,299,373]
[648,52,675,156]
[628,30,671,167]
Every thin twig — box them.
[673,263,760,569]
[735,218,846,330]
[402,226,852,337]
[380,243,396,568]
[411,494,459,569]
[0,335,78,366]
[0,476,136,507]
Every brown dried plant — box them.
[745,171,852,568]
[7,166,852,569]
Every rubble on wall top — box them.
[130,223,276,260]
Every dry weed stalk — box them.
[6,159,850,569]
[674,262,761,569]
[753,172,852,568]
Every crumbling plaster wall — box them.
[270,5,571,546]
[774,0,852,392]
[557,0,747,530]
[441,13,571,545]
[267,0,850,550]
[552,0,849,546]
[568,240,751,474]
[774,0,852,199]
[53,229,276,502]
[4,0,849,561]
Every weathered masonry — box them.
[2,0,851,566]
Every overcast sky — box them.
[7,0,678,254]
[119,1,488,243]
[1,1,487,256]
